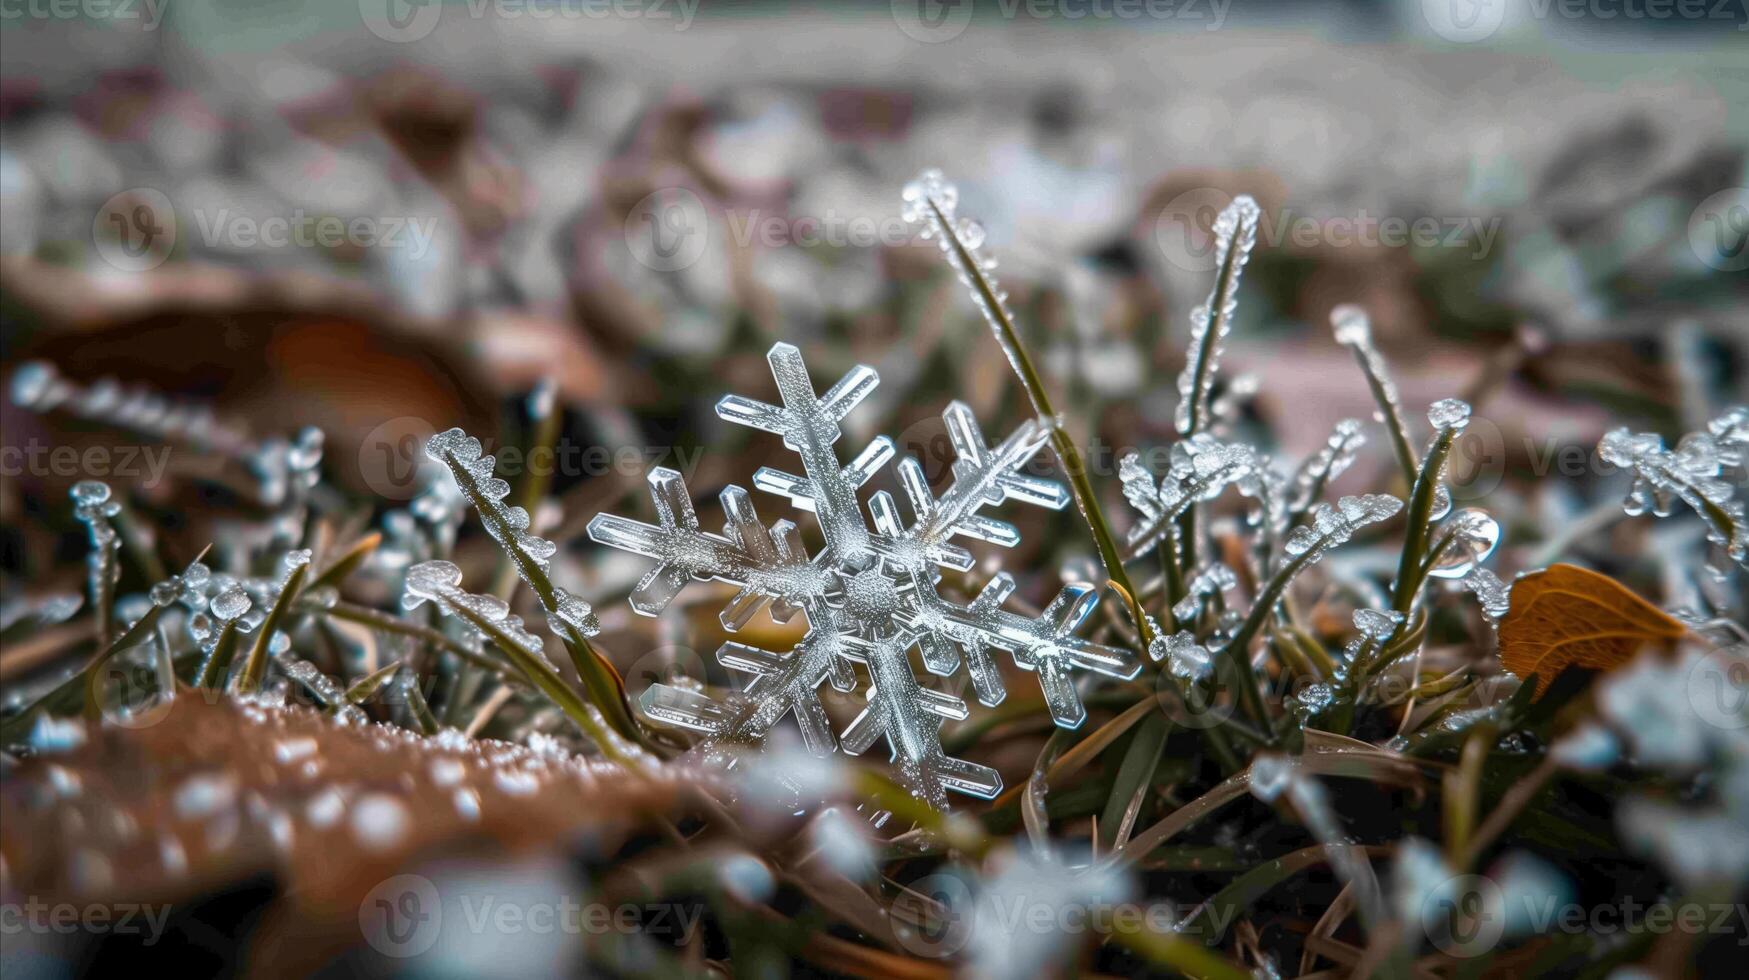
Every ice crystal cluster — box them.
[425,428,602,642]
[587,342,1140,806]
[404,560,554,669]
[1119,435,1263,560]
[1599,407,1749,571]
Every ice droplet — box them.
[1331,305,1371,347]
[1248,755,1296,802]
[1550,723,1620,771]
[71,481,111,507]
[210,586,251,622]
[1354,608,1405,641]
[1427,398,1472,432]
[1428,508,1501,579]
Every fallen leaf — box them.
[0,694,681,976]
[1499,564,1686,696]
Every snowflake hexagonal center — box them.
[843,568,902,625]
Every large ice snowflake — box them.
[587,343,1140,806]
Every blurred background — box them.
[1,0,1747,658]
[3,0,1748,641]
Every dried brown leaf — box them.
[1498,563,1685,696]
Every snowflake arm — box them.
[727,343,893,563]
[839,634,1002,807]
[586,470,828,622]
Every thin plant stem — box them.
[927,197,1154,647]
[1390,428,1460,613]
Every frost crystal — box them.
[1426,398,1472,433]
[587,342,1140,806]
[403,560,554,668]
[425,429,601,639]
[1120,436,1260,559]
[1283,494,1403,563]
[1599,409,1749,568]
[1462,567,1512,623]
[1148,630,1213,682]
[1289,419,1366,514]
[1171,564,1238,622]
[71,481,120,640]
[1353,608,1406,642]
[901,170,1026,379]
[11,360,254,461]
[1172,196,1262,434]
[1332,306,1404,427]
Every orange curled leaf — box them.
[1499,564,1686,696]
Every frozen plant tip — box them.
[1173,196,1262,436]
[1119,437,1262,560]
[1332,305,1418,486]
[70,481,121,644]
[1599,407,1749,569]
[424,427,638,739]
